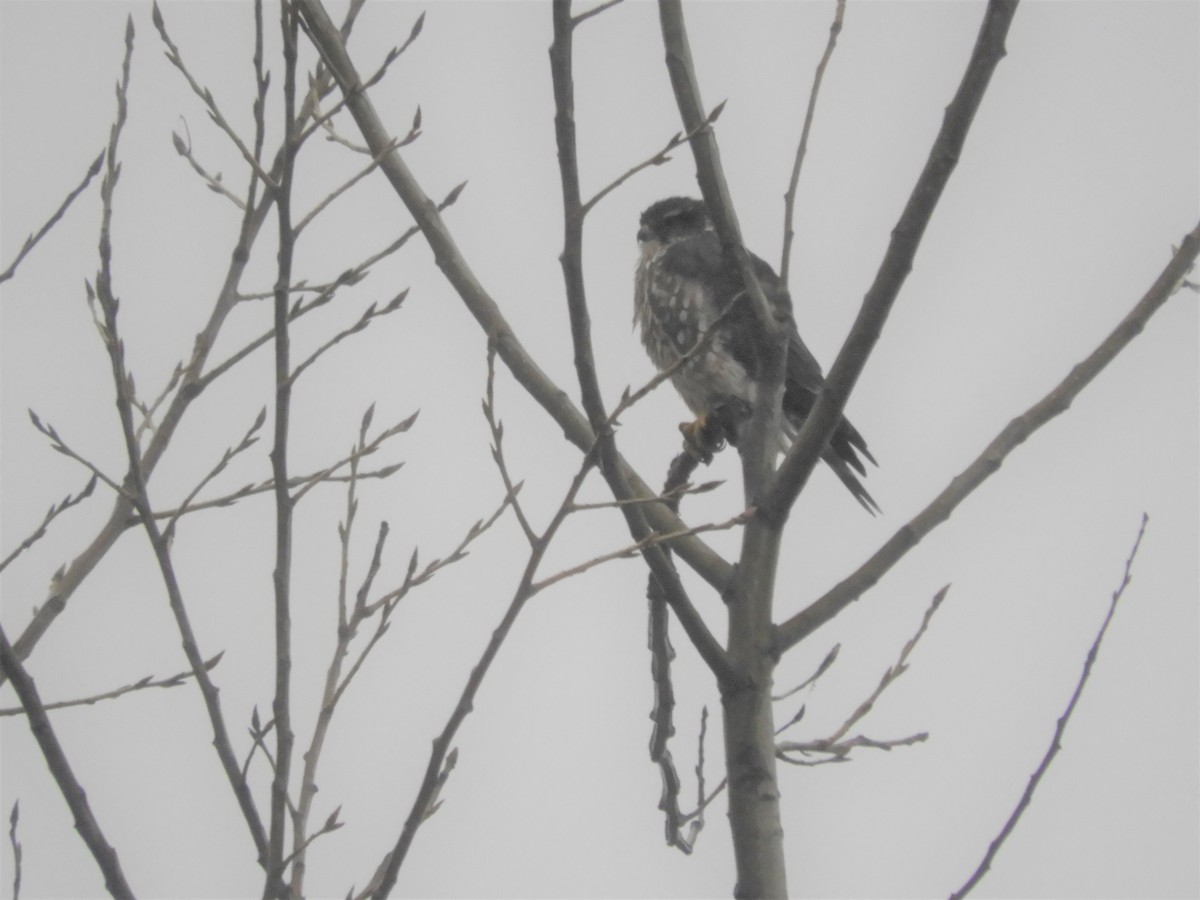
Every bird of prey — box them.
[634,196,878,513]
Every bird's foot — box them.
[679,413,726,464]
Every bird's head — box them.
[637,197,711,248]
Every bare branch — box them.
[780,0,845,288]
[171,124,248,210]
[0,653,223,717]
[482,344,537,546]
[289,290,408,384]
[151,2,278,189]
[292,0,735,598]
[132,362,184,447]
[27,411,128,498]
[293,136,401,234]
[772,643,840,702]
[264,7,301,890]
[164,407,267,541]
[569,478,723,512]
[201,179,463,395]
[8,802,21,900]
[776,731,928,765]
[826,585,948,746]
[88,14,272,865]
[0,625,136,899]
[950,514,1150,900]
[572,0,624,27]
[2,0,367,681]
[0,476,98,576]
[761,0,1019,525]
[550,1,736,688]
[530,510,749,596]
[296,12,425,149]
[775,220,1200,654]
[0,149,105,285]
[580,102,725,216]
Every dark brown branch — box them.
[761,0,1019,526]
[950,514,1150,900]
[775,219,1200,654]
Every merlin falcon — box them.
[634,196,878,513]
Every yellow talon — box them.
[678,412,726,462]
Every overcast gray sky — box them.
[1,1,1197,898]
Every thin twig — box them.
[26,412,128,498]
[0,654,223,717]
[295,12,425,149]
[580,102,725,216]
[132,362,184,447]
[950,514,1150,900]
[319,486,517,780]
[772,643,840,702]
[200,180,463,395]
[0,150,105,285]
[171,123,248,210]
[530,510,749,595]
[572,0,624,27]
[293,135,402,235]
[164,407,267,542]
[569,478,722,512]
[482,344,536,546]
[780,0,845,288]
[826,585,948,745]
[0,477,97,576]
[152,2,279,189]
[288,290,408,384]
[776,731,928,765]
[291,405,379,898]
